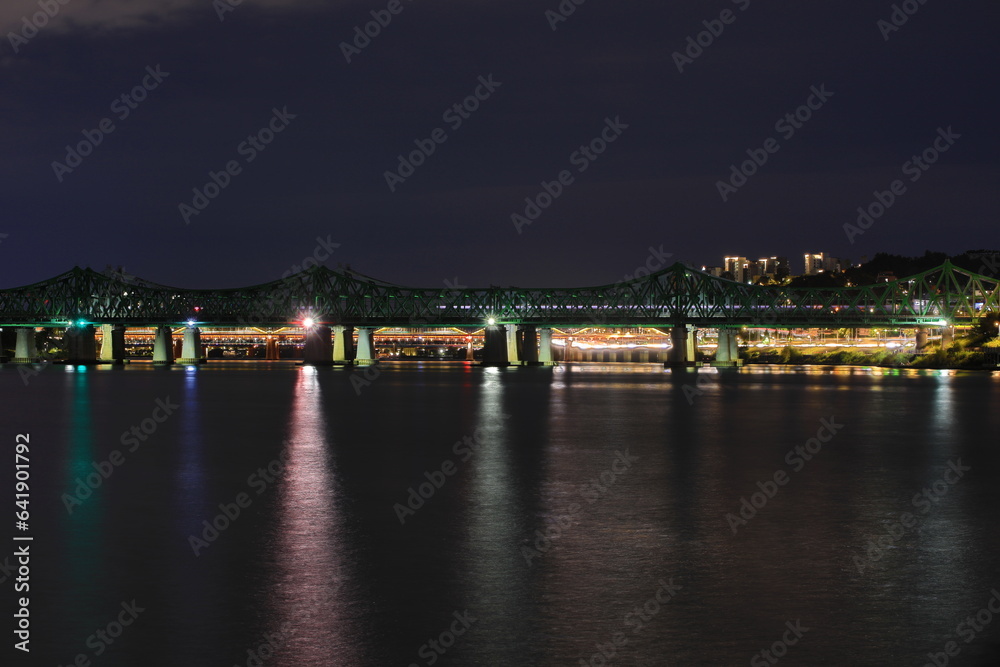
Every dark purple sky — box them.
[2,0,998,288]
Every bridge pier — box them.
[303,325,333,365]
[153,325,174,365]
[65,324,98,364]
[941,325,954,351]
[466,341,475,361]
[333,325,355,365]
[686,325,697,362]
[482,324,509,367]
[713,328,741,367]
[265,337,279,360]
[538,327,555,365]
[915,328,929,352]
[99,324,127,364]
[521,325,540,365]
[506,326,521,365]
[13,328,39,363]
[665,325,695,368]
[178,326,204,364]
[356,327,377,365]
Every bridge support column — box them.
[178,327,204,364]
[65,325,97,364]
[521,325,540,365]
[686,325,697,363]
[941,325,954,351]
[100,325,127,364]
[482,325,509,367]
[303,325,332,365]
[152,326,174,365]
[466,341,475,361]
[712,328,741,367]
[356,327,377,365]
[665,325,692,367]
[915,328,929,352]
[538,327,555,365]
[332,325,355,365]
[265,337,279,360]
[506,326,521,365]
[13,328,39,363]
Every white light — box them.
[487,317,496,326]
[303,317,315,329]
[187,319,196,328]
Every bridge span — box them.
[2,261,996,366]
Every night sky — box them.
[3,0,998,289]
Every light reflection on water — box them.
[6,362,1000,666]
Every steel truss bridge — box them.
[0,261,997,328]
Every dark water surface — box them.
[3,361,1000,666]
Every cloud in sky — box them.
[1,0,329,37]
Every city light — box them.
[487,317,496,326]
[303,317,315,329]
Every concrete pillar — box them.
[100,325,127,364]
[729,331,739,361]
[916,328,929,352]
[638,348,650,363]
[667,325,688,365]
[539,328,554,365]
[179,327,204,364]
[265,337,279,360]
[941,326,954,351]
[521,325,540,365]
[152,325,174,365]
[716,329,732,363]
[686,325,697,362]
[506,326,521,365]
[333,325,355,365]
[13,328,38,363]
[482,325,509,366]
[466,341,475,361]
[65,324,97,364]
[356,327,376,365]
[303,325,332,365]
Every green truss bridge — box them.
[1,261,997,366]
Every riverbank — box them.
[743,341,1000,370]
